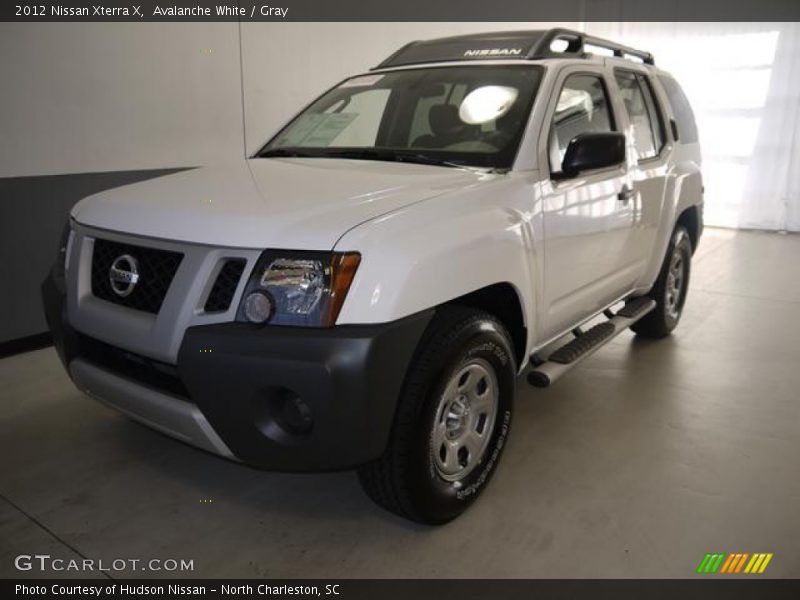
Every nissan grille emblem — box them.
[109,254,140,297]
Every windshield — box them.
[257,65,543,170]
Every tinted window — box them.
[639,76,666,151]
[658,74,698,143]
[549,74,615,172]
[614,70,665,160]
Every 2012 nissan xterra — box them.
[43,29,703,524]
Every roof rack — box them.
[374,28,654,69]
[532,28,654,65]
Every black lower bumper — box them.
[42,268,433,471]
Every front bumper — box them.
[42,268,432,471]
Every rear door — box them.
[537,65,637,341]
[610,65,671,282]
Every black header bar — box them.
[2,0,800,22]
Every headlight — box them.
[237,251,360,327]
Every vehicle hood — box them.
[71,159,491,249]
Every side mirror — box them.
[560,132,626,177]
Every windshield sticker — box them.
[275,112,358,147]
[273,114,328,146]
[301,113,358,146]
[339,74,385,88]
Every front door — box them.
[539,67,638,341]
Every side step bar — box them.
[527,297,656,388]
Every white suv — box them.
[43,29,703,524]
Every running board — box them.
[527,297,656,388]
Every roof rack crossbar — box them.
[530,28,655,65]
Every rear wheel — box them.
[632,225,693,338]
[357,306,516,524]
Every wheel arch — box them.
[446,282,528,371]
[676,204,701,253]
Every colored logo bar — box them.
[696,553,773,574]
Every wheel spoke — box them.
[462,431,483,465]
[442,441,460,473]
[456,368,472,391]
[433,415,447,445]
[471,387,494,414]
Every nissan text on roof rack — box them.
[42,29,703,524]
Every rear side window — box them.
[549,74,615,172]
[614,70,665,160]
[657,74,698,143]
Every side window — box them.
[657,74,698,143]
[639,75,665,153]
[549,74,615,173]
[614,70,664,160]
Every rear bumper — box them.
[42,267,432,471]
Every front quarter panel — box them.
[334,173,541,351]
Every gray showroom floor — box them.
[1,228,799,579]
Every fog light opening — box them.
[253,387,315,441]
[279,393,314,435]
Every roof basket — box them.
[374,28,654,69]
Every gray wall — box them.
[0,169,185,343]
[0,23,244,344]
[0,23,244,177]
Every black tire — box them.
[357,305,516,524]
[631,225,693,339]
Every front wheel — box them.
[357,306,516,524]
[632,225,693,338]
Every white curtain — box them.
[584,22,800,232]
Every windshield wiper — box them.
[397,153,506,174]
[257,147,503,173]
[316,148,404,163]
[322,149,493,172]
[395,153,473,170]
[256,148,320,158]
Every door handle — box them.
[618,185,635,203]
